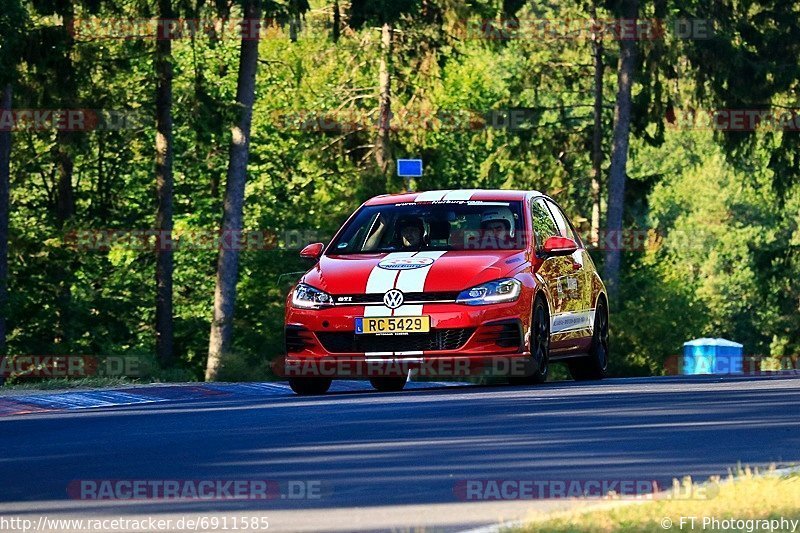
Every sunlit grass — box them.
[517,468,800,533]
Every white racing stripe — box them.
[363,252,412,318]
[363,307,393,318]
[363,252,411,356]
[442,189,478,201]
[392,305,423,317]
[414,190,478,202]
[414,190,451,202]
[361,250,447,357]
[393,251,446,316]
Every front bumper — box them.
[282,300,534,379]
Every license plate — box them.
[355,316,431,334]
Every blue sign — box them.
[397,159,423,177]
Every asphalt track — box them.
[1,374,799,532]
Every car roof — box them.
[364,189,544,206]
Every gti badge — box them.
[383,289,405,309]
[378,257,434,270]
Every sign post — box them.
[396,159,423,192]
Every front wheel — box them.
[568,298,609,381]
[369,376,407,392]
[509,295,550,386]
[288,377,332,395]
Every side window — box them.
[545,200,579,242]
[531,198,560,249]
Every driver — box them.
[480,207,515,243]
[395,217,425,250]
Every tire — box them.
[288,377,332,395]
[369,376,407,392]
[568,298,609,381]
[509,295,550,385]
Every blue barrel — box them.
[682,338,743,374]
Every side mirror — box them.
[542,236,578,257]
[299,242,324,261]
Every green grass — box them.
[516,469,800,533]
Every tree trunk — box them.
[590,1,604,248]
[52,10,77,346]
[332,0,341,42]
[289,15,299,42]
[155,0,175,367]
[604,0,637,301]
[375,22,393,174]
[0,84,11,371]
[53,131,76,224]
[205,0,262,381]
[53,9,77,226]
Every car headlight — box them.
[292,283,334,309]
[456,278,522,306]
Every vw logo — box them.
[383,289,404,309]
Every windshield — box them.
[328,200,526,254]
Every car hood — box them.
[301,250,527,294]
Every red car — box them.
[284,189,609,394]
